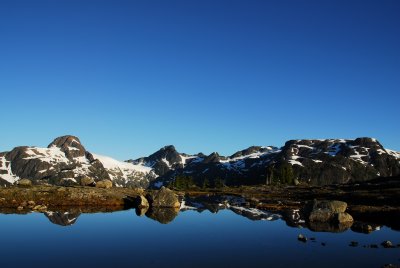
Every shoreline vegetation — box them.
[0,175,399,229]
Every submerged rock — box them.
[349,241,358,247]
[382,264,398,268]
[381,241,394,248]
[298,234,307,242]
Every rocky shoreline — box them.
[183,176,400,227]
[0,177,399,229]
[0,185,182,210]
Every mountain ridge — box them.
[1,135,399,188]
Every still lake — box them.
[0,204,399,268]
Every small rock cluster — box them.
[16,200,48,212]
[354,240,400,249]
[15,177,114,189]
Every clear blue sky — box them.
[1,0,399,160]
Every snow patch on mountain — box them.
[218,147,280,169]
[24,146,70,164]
[93,154,152,174]
[180,154,197,166]
[386,149,400,160]
[23,146,89,165]
[92,153,154,185]
[0,156,20,183]
[288,156,304,167]
[161,158,171,168]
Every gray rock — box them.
[95,179,113,189]
[80,177,95,186]
[146,187,180,208]
[335,212,353,223]
[17,179,32,187]
[136,195,149,208]
[312,200,347,213]
[308,200,353,225]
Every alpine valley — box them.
[1,135,399,188]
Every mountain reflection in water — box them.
[0,195,390,235]
[0,195,399,268]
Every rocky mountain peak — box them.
[162,145,176,152]
[48,135,86,159]
[148,145,181,164]
[350,137,383,149]
[229,146,277,159]
[203,152,220,164]
[1,136,399,188]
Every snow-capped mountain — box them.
[0,135,155,187]
[152,137,400,187]
[128,145,195,176]
[0,136,399,188]
[92,154,156,187]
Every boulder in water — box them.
[146,187,180,208]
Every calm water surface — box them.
[0,208,399,268]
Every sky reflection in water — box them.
[0,209,399,268]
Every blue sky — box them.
[1,0,399,159]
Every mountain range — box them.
[1,135,399,188]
